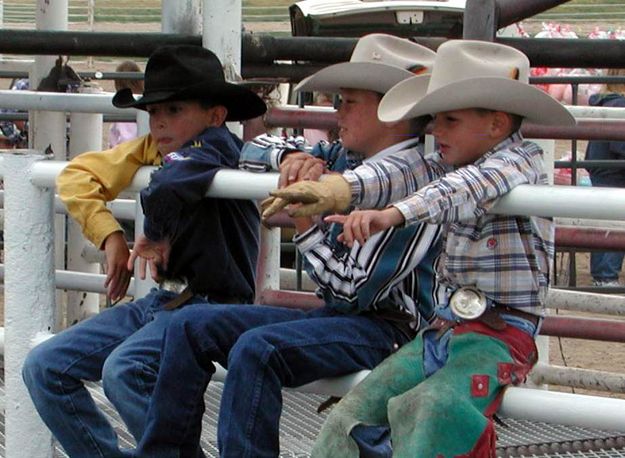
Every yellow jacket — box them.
[57,134,161,249]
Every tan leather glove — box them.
[261,174,352,221]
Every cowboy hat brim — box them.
[112,80,266,122]
[295,61,422,94]
[376,75,430,122]
[379,76,576,126]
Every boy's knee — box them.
[22,342,55,387]
[388,383,455,423]
[102,349,145,397]
[101,353,126,391]
[228,330,274,366]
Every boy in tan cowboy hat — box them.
[22,44,265,457]
[269,40,575,457]
[125,33,442,458]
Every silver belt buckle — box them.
[160,279,188,294]
[449,287,487,320]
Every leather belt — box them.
[492,306,540,328]
[159,279,246,310]
[432,306,539,336]
[365,308,418,340]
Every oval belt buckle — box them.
[449,287,487,320]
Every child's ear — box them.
[208,105,228,126]
[490,111,513,138]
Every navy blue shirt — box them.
[141,126,260,303]
[585,93,625,187]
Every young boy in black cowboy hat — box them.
[22,45,265,458]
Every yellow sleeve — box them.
[57,134,161,249]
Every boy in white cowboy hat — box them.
[128,33,442,458]
[269,39,575,457]
[22,44,265,457]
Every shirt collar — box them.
[473,130,524,166]
[364,137,422,164]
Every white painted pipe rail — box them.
[211,364,625,429]
[18,160,625,221]
[0,265,134,295]
[567,104,625,119]
[0,89,134,114]
[492,185,625,221]
[2,91,625,120]
[500,386,625,432]
[1,158,625,220]
[547,288,625,316]
[530,362,625,394]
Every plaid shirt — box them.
[344,132,554,315]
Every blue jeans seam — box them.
[57,377,107,457]
[242,344,275,458]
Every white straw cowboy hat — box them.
[294,33,435,94]
[378,39,576,126]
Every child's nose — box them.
[153,116,166,128]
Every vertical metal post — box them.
[255,226,281,304]
[161,0,201,35]
[136,110,150,137]
[4,151,56,458]
[33,0,68,331]
[463,0,498,41]
[66,83,103,323]
[87,0,95,66]
[203,0,243,137]
[88,0,95,31]
[526,137,555,387]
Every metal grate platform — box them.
[1,371,624,457]
[69,382,625,457]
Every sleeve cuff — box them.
[293,225,325,253]
[392,195,427,227]
[342,170,361,203]
[84,213,123,249]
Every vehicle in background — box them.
[289,0,520,38]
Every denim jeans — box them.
[590,251,624,281]
[22,288,203,458]
[134,303,408,458]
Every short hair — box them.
[114,60,144,94]
[606,68,625,94]
[410,115,432,136]
[474,108,523,133]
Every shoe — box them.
[592,279,621,287]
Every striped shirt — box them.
[241,135,446,330]
[343,132,554,316]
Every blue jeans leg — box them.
[102,297,188,440]
[351,425,392,458]
[22,289,173,458]
[136,303,308,458]
[590,251,624,281]
[218,308,407,458]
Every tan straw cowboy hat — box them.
[378,39,575,126]
[295,33,435,94]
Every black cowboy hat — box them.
[112,45,267,122]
